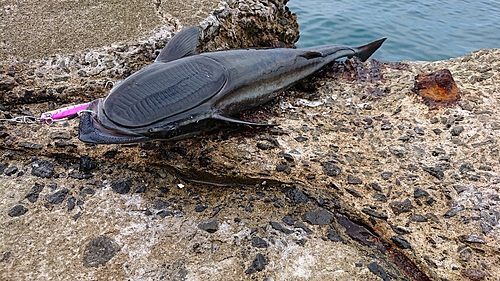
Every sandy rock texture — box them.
[1,1,500,281]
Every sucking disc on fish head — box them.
[102,56,227,128]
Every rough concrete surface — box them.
[1,0,500,281]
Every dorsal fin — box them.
[214,113,278,127]
[155,26,200,63]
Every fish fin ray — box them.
[155,26,200,63]
[214,114,277,126]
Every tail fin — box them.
[355,38,387,61]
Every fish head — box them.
[78,99,150,144]
[78,98,217,144]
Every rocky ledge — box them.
[1,1,499,280]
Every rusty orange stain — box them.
[414,69,461,109]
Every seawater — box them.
[287,0,500,61]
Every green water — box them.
[288,0,500,61]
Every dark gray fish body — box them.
[79,26,386,144]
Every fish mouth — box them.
[78,99,149,144]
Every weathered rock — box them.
[414,69,461,109]
[3,1,500,280]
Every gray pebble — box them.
[347,175,362,184]
[458,235,485,244]
[327,228,345,243]
[346,188,363,198]
[410,214,428,222]
[367,262,389,281]
[0,163,8,174]
[480,222,493,234]
[391,236,411,249]
[282,216,295,226]
[294,136,308,142]
[372,193,387,202]
[82,236,119,268]
[422,166,444,180]
[25,183,44,203]
[285,188,309,204]
[321,162,341,176]
[153,200,169,210]
[80,155,97,172]
[275,164,291,174]
[414,127,425,135]
[294,221,313,234]
[256,142,270,150]
[303,210,333,225]
[451,126,464,136]
[361,208,388,220]
[389,199,413,215]
[381,172,392,180]
[270,221,293,234]
[251,237,268,248]
[31,160,54,178]
[45,188,69,204]
[110,178,132,194]
[4,166,18,176]
[245,253,268,274]
[198,218,219,233]
[414,188,429,198]
[8,205,28,217]
[443,205,464,218]
[369,182,383,192]
[67,196,76,211]
[480,210,498,226]
[459,247,472,261]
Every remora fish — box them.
[79,26,386,144]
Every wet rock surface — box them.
[2,1,500,281]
